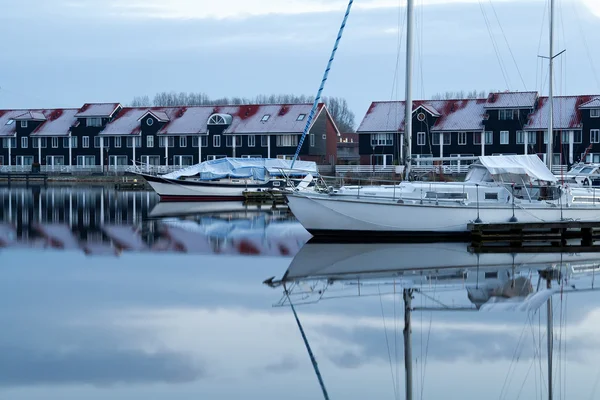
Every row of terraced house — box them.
[1,91,600,173]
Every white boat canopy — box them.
[161,157,319,181]
[466,155,557,184]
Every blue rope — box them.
[291,0,354,168]
[286,290,330,400]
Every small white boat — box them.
[557,162,600,186]
[140,157,318,201]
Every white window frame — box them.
[528,132,536,145]
[114,136,122,148]
[416,132,426,146]
[370,133,393,146]
[20,120,28,128]
[86,117,102,127]
[458,132,467,146]
[516,131,524,144]
[226,136,242,147]
[500,131,509,145]
[76,155,95,166]
[21,136,28,148]
[485,131,493,145]
[591,109,600,118]
[432,133,440,146]
[180,136,187,147]
[83,136,90,148]
[3,138,16,148]
[591,129,600,144]
[276,135,299,147]
[248,135,256,147]
[147,135,154,148]
[213,135,221,147]
[443,133,451,145]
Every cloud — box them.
[262,355,300,374]
[0,346,204,387]
[581,0,600,17]
[64,0,533,20]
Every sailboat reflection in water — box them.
[265,241,600,399]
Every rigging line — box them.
[536,0,549,93]
[528,313,540,400]
[378,284,399,400]
[570,0,600,91]
[478,0,511,89]
[284,287,330,400]
[498,314,530,400]
[394,281,400,400]
[291,0,354,168]
[419,280,435,400]
[486,0,527,89]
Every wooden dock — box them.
[469,220,600,250]
[0,173,48,186]
[243,190,287,206]
[114,177,147,190]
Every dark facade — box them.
[357,93,600,168]
[0,103,339,168]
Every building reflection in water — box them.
[0,186,308,256]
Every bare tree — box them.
[430,90,489,100]
[129,92,356,131]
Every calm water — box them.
[1,185,600,400]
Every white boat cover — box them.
[161,158,319,181]
[476,155,557,183]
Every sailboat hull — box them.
[286,192,600,237]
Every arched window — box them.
[208,114,232,125]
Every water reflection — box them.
[0,186,308,255]
[2,187,600,399]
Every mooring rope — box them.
[290,0,354,168]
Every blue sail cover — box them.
[161,158,319,181]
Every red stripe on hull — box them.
[158,195,246,202]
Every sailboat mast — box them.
[403,289,413,400]
[546,0,555,170]
[546,277,553,400]
[403,0,414,180]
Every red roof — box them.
[75,103,121,118]
[524,95,597,131]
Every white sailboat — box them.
[285,0,600,237]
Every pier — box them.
[0,173,48,186]
[469,220,600,251]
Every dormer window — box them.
[591,109,600,118]
[297,114,306,121]
[261,114,270,122]
[207,113,232,126]
[499,109,518,120]
[20,121,28,128]
[146,117,154,126]
[86,117,102,127]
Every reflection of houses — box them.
[0,103,340,169]
[0,187,309,256]
[357,91,600,169]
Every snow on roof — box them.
[75,103,121,118]
[416,103,441,117]
[31,109,79,136]
[101,103,328,135]
[484,91,538,109]
[579,97,600,109]
[523,96,594,131]
[100,108,148,135]
[0,110,22,136]
[430,99,486,132]
[14,111,46,121]
[139,110,170,122]
[357,99,486,133]
[224,103,325,134]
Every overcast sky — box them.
[0,0,599,120]
[2,245,600,399]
